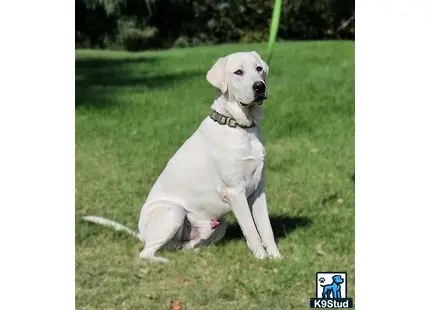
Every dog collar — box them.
[209,109,256,128]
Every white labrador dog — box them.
[83,51,281,262]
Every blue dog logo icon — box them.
[310,272,353,308]
[320,275,344,299]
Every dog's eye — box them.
[256,66,263,72]
[234,69,243,75]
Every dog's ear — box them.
[251,51,269,76]
[206,56,228,93]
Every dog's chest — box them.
[241,132,265,196]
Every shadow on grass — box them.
[75,214,311,249]
[75,55,204,109]
[222,215,311,243]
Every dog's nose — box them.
[253,81,266,93]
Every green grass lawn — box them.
[75,41,355,310]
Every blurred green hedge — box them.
[76,0,354,51]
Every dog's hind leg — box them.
[321,287,330,299]
[182,216,228,250]
[138,203,186,263]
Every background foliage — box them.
[76,0,355,51]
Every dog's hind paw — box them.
[148,256,169,263]
[139,250,169,263]
[182,246,200,252]
[181,239,204,251]
[141,255,169,263]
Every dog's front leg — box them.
[248,178,282,259]
[228,188,268,259]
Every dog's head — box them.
[206,51,269,107]
[332,275,344,285]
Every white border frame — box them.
[1,0,429,309]
[356,0,430,308]
[0,1,75,309]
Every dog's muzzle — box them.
[254,93,267,102]
[240,94,267,107]
[240,81,267,106]
[253,81,267,104]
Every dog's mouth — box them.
[240,94,267,107]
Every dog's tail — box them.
[82,215,140,240]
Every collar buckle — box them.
[209,109,255,129]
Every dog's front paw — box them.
[253,249,268,259]
[267,248,282,259]
[269,253,283,260]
